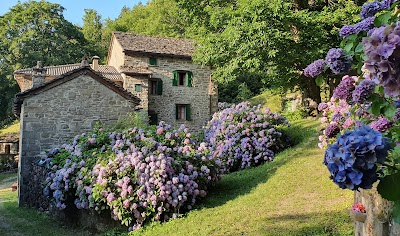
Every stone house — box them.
[13,32,218,205]
[14,62,140,205]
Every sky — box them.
[0,0,143,25]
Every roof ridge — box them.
[113,31,194,42]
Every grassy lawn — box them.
[129,119,354,236]
[0,121,20,135]
[0,119,354,235]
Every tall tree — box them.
[0,0,91,127]
[82,9,106,59]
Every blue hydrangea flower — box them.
[360,1,383,19]
[304,59,326,78]
[352,79,376,104]
[324,125,391,190]
[325,48,353,74]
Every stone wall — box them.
[124,75,149,110]
[124,54,216,131]
[18,74,138,206]
[354,188,400,236]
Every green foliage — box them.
[111,111,149,131]
[248,89,284,112]
[81,9,107,60]
[0,1,95,126]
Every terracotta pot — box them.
[349,210,367,223]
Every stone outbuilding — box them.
[14,62,140,205]
[0,133,19,171]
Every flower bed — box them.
[204,102,290,172]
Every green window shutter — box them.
[175,104,179,120]
[135,84,142,92]
[172,71,178,86]
[157,79,163,95]
[149,58,157,66]
[187,71,193,87]
[186,104,191,121]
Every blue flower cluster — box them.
[360,1,384,19]
[333,75,356,100]
[324,126,391,190]
[325,48,353,74]
[352,79,376,104]
[304,59,326,78]
[340,17,375,38]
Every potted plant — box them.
[350,202,367,223]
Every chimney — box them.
[32,61,46,88]
[91,56,100,71]
[81,57,89,67]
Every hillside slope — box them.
[130,119,353,236]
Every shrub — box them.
[44,122,223,230]
[204,102,290,172]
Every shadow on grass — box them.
[199,119,320,209]
[261,210,353,236]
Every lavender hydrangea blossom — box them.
[370,117,392,132]
[360,1,383,19]
[340,25,355,38]
[354,17,375,34]
[363,23,400,97]
[304,59,326,78]
[333,75,356,100]
[325,48,353,74]
[325,123,341,138]
[324,126,391,190]
[352,79,376,104]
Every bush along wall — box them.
[40,103,290,231]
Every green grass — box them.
[128,119,354,236]
[0,119,354,235]
[249,90,283,112]
[0,121,20,135]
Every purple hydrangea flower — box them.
[360,1,383,19]
[340,25,355,38]
[318,102,328,111]
[354,17,375,34]
[324,125,391,190]
[333,75,356,100]
[304,59,326,78]
[370,117,392,132]
[381,0,396,9]
[325,123,340,138]
[352,79,376,103]
[325,48,353,74]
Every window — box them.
[149,57,158,66]
[172,71,193,87]
[148,111,158,125]
[5,144,10,154]
[176,104,191,121]
[178,72,186,86]
[134,84,142,92]
[149,79,163,95]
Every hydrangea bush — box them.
[204,102,290,172]
[44,122,224,230]
[306,0,400,223]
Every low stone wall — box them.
[23,161,49,210]
[354,188,400,236]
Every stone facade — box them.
[354,188,400,236]
[107,32,218,131]
[16,68,139,206]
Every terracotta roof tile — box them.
[113,32,194,58]
[14,64,123,81]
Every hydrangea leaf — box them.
[355,42,364,53]
[384,104,397,119]
[377,172,400,201]
[315,76,324,87]
[374,11,392,26]
[344,42,354,53]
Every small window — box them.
[149,58,158,66]
[149,79,163,95]
[149,111,158,125]
[150,80,158,95]
[5,144,10,154]
[176,104,191,121]
[135,84,142,92]
[178,72,186,86]
[173,70,193,87]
